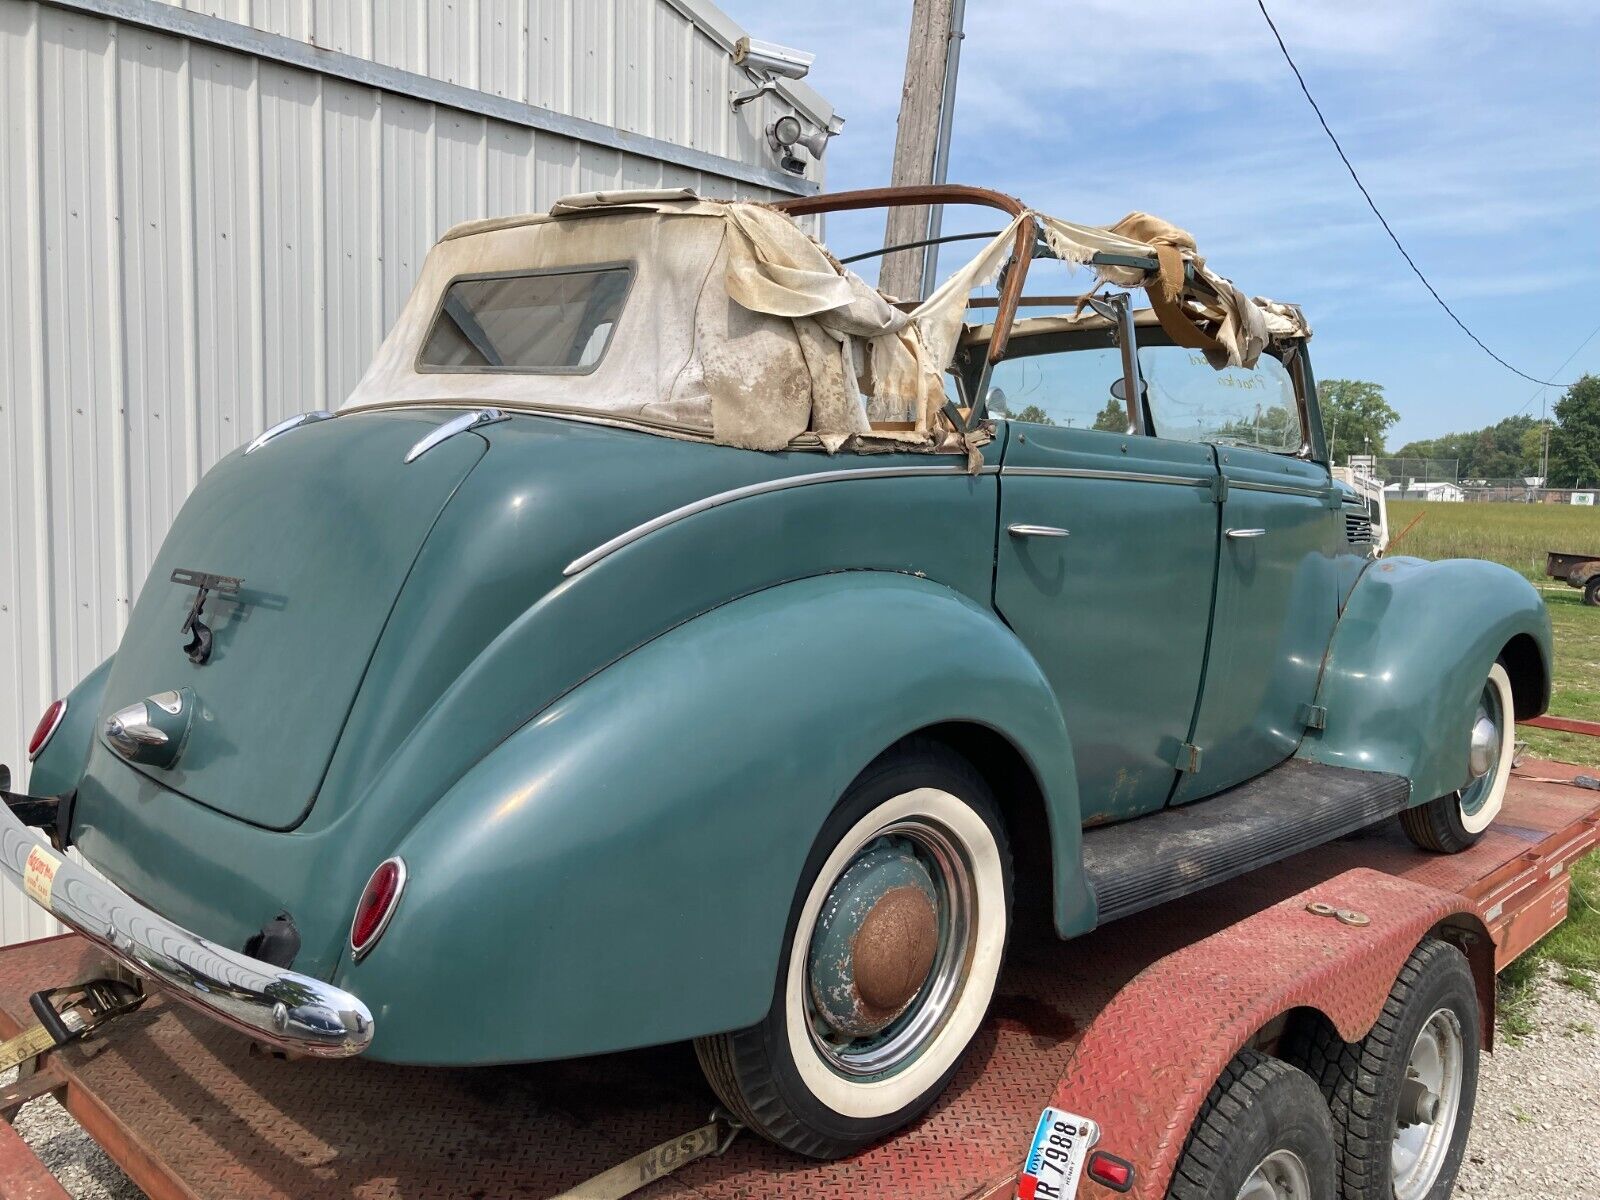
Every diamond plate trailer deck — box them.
[0,757,1596,1200]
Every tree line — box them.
[1318,374,1600,487]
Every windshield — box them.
[418,266,631,374]
[985,335,1304,454]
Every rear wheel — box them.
[1282,938,1479,1200]
[1584,577,1600,608]
[695,739,1012,1159]
[1400,663,1514,853]
[1168,1049,1337,1200]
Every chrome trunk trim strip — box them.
[403,407,507,463]
[243,411,335,455]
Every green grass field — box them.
[1387,500,1600,768]
[1384,499,1600,1030]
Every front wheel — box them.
[1400,662,1515,853]
[696,739,1012,1159]
[1584,577,1600,608]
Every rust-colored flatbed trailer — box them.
[0,758,1596,1200]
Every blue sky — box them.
[737,0,1600,448]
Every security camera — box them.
[730,36,817,109]
[733,36,814,82]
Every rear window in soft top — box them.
[418,265,631,374]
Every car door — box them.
[991,340,1220,825]
[1136,348,1343,804]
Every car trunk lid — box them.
[95,409,486,829]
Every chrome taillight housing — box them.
[350,857,406,960]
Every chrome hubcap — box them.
[804,819,974,1079]
[1237,1148,1312,1200]
[1468,715,1498,778]
[1391,1008,1465,1200]
[1459,681,1504,815]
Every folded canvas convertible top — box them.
[344,189,1308,457]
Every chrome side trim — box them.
[564,464,998,576]
[0,809,373,1056]
[1007,524,1070,538]
[403,407,508,463]
[1228,479,1330,499]
[243,410,335,454]
[1001,466,1211,488]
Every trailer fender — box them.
[1047,868,1492,1200]
[1298,556,1552,806]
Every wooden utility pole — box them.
[879,0,958,301]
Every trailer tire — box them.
[1168,1049,1336,1200]
[1281,937,1479,1200]
[695,738,1012,1159]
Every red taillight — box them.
[350,858,406,959]
[27,700,67,761]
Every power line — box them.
[1512,318,1600,418]
[1254,0,1573,389]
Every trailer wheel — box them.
[1281,937,1479,1200]
[1168,1049,1336,1200]
[695,738,1012,1159]
[1400,663,1514,853]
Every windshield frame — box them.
[413,261,636,378]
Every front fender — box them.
[1298,556,1551,804]
[339,572,1087,1065]
[25,657,114,798]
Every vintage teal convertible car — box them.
[4,186,1550,1158]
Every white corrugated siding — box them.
[0,0,827,945]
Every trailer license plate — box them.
[1018,1108,1099,1200]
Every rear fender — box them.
[338,572,1089,1064]
[1298,557,1551,805]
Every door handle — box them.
[1226,527,1267,539]
[1008,524,1070,538]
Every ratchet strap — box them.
[548,1111,741,1200]
[0,977,144,1074]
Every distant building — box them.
[1384,481,1466,502]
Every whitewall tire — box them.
[1401,662,1515,853]
[696,738,1012,1159]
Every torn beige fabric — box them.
[343,190,1297,460]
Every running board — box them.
[1082,760,1411,924]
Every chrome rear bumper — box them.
[0,802,372,1057]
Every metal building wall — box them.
[0,0,827,944]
